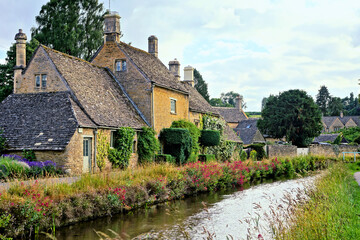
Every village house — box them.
[234,118,265,145]
[213,96,248,128]
[322,112,360,132]
[0,11,241,174]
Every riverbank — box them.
[273,162,360,239]
[0,155,336,238]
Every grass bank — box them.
[0,155,337,238]
[274,162,360,239]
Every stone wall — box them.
[16,47,68,94]
[267,145,297,158]
[309,144,360,157]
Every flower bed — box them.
[0,155,335,238]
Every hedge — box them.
[137,127,159,163]
[199,130,220,147]
[198,154,216,162]
[244,143,266,160]
[155,154,175,164]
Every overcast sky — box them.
[1,0,360,111]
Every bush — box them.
[250,150,257,161]
[109,128,135,169]
[159,128,192,165]
[245,143,266,160]
[354,135,360,144]
[199,130,220,147]
[240,150,247,161]
[198,154,216,162]
[333,133,343,145]
[23,149,36,162]
[154,154,175,164]
[171,120,201,156]
[137,127,159,164]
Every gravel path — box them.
[0,176,80,192]
[354,172,360,186]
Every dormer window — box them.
[41,75,47,88]
[115,59,127,72]
[35,75,40,88]
[35,74,47,88]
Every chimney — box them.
[340,111,344,118]
[169,58,180,81]
[148,35,158,57]
[183,65,194,87]
[14,29,27,93]
[235,95,243,111]
[104,11,121,43]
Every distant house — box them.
[213,96,248,128]
[313,134,348,144]
[322,113,360,132]
[234,118,265,145]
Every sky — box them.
[1,0,360,111]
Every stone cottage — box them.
[322,112,360,132]
[213,96,248,128]
[0,11,241,174]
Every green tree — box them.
[209,98,232,107]
[194,68,210,102]
[316,85,331,115]
[328,97,343,116]
[210,91,246,109]
[0,38,39,102]
[31,0,106,60]
[258,89,322,147]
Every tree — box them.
[0,38,39,102]
[31,0,106,60]
[258,89,322,147]
[328,97,343,116]
[210,91,247,109]
[209,98,232,107]
[194,68,210,102]
[316,85,331,115]
[261,97,268,111]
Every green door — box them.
[83,138,92,173]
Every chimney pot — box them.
[169,58,180,81]
[148,35,158,57]
[183,65,194,87]
[235,95,243,111]
[14,29,27,93]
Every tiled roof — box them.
[313,134,348,143]
[0,92,77,150]
[322,116,360,128]
[43,45,146,129]
[223,124,242,143]
[116,42,188,93]
[181,82,219,115]
[213,107,248,123]
[234,118,262,145]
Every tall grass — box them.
[274,163,360,239]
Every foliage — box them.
[354,135,360,144]
[328,97,343,116]
[137,127,159,164]
[0,129,6,155]
[154,154,175,164]
[316,85,331,116]
[194,68,210,102]
[109,128,135,169]
[31,0,106,61]
[23,149,36,162]
[198,154,216,162]
[209,91,246,109]
[96,131,110,171]
[159,128,192,165]
[258,90,322,147]
[171,120,201,157]
[240,150,247,161]
[333,133,343,145]
[334,126,360,142]
[0,38,39,102]
[245,143,267,160]
[250,150,257,161]
[199,130,220,147]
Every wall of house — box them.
[153,86,189,134]
[91,42,152,124]
[189,111,202,128]
[16,47,68,94]
[345,119,357,128]
[309,144,359,157]
[253,130,265,143]
[266,145,297,158]
[328,118,344,132]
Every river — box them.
[55,175,317,240]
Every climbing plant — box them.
[137,127,159,164]
[109,127,135,169]
[96,130,109,172]
[0,129,6,155]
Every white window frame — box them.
[35,74,47,89]
[115,59,127,72]
[170,98,177,114]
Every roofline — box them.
[152,82,189,95]
[22,44,42,74]
[189,108,220,116]
[105,67,151,127]
[89,44,104,62]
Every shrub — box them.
[250,150,257,161]
[96,131,110,171]
[154,154,175,164]
[199,130,220,147]
[159,128,192,165]
[354,135,360,144]
[240,150,247,161]
[333,133,343,145]
[198,154,216,162]
[137,127,159,164]
[245,143,266,160]
[23,149,36,162]
[109,128,135,169]
[171,120,201,156]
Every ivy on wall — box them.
[96,130,109,172]
[109,127,135,169]
[137,127,159,164]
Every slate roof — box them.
[42,45,146,129]
[322,116,360,128]
[181,82,219,116]
[313,134,348,144]
[213,107,248,123]
[223,124,242,143]
[116,42,188,93]
[234,118,263,145]
[0,92,78,151]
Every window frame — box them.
[35,75,41,88]
[41,74,47,88]
[35,73,47,89]
[170,98,177,114]
[115,59,127,72]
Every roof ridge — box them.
[119,41,152,56]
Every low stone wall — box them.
[267,145,297,158]
[309,144,360,157]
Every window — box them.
[110,131,115,148]
[115,59,127,72]
[35,74,47,88]
[170,98,176,114]
[132,140,136,153]
[35,75,40,88]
